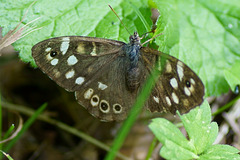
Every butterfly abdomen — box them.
[126,67,141,92]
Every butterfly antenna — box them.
[141,33,163,46]
[108,5,131,35]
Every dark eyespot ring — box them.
[92,97,98,102]
[99,100,110,113]
[114,104,121,111]
[113,104,122,114]
[50,51,57,57]
[186,80,191,88]
[100,102,109,111]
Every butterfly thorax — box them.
[124,32,142,92]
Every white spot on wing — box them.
[45,47,51,52]
[165,60,172,73]
[75,77,85,85]
[190,78,195,85]
[170,78,178,89]
[184,87,191,96]
[51,59,58,65]
[177,61,184,81]
[67,55,78,65]
[46,54,53,61]
[177,61,184,67]
[65,69,75,79]
[90,42,97,56]
[166,96,171,106]
[91,52,97,56]
[53,69,60,78]
[98,82,108,90]
[84,88,94,99]
[61,37,70,55]
[153,96,160,103]
[189,85,195,92]
[172,92,179,104]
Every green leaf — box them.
[153,0,240,96]
[149,101,240,159]
[179,101,218,154]
[149,118,198,160]
[160,139,199,160]
[0,150,13,160]
[224,62,240,92]
[199,144,240,160]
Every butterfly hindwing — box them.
[75,55,146,121]
[140,47,205,114]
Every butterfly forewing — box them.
[140,47,205,114]
[32,36,125,91]
[32,36,141,121]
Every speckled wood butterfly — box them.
[32,31,204,121]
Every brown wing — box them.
[140,47,205,114]
[32,36,143,121]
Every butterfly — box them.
[32,31,205,121]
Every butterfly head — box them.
[129,32,141,46]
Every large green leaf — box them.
[153,0,240,96]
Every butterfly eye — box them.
[50,51,58,57]
[186,80,191,88]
